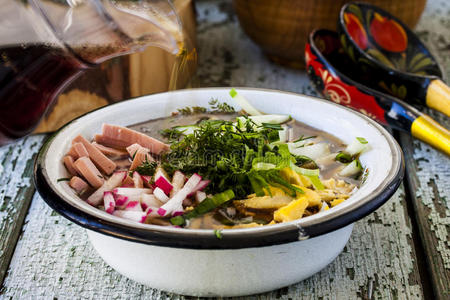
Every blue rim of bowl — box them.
[34,88,405,250]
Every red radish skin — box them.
[92,142,128,157]
[103,191,116,214]
[102,124,170,155]
[72,142,89,158]
[73,135,117,175]
[155,176,173,195]
[125,201,143,212]
[69,176,88,193]
[74,157,104,188]
[133,171,144,188]
[63,156,78,176]
[141,175,152,188]
[86,171,127,206]
[115,195,129,207]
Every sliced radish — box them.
[125,200,143,212]
[170,171,185,197]
[158,173,202,217]
[114,187,152,207]
[195,191,207,203]
[115,195,129,208]
[133,171,144,188]
[113,210,147,223]
[153,187,169,203]
[140,194,163,210]
[87,171,127,206]
[154,168,173,195]
[141,175,152,188]
[103,191,116,214]
[187,180,210,197]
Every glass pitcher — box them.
[0,0,184,146]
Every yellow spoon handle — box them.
[426,79,450,117]
[411,114,450,156]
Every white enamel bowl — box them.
[34,88,404,297]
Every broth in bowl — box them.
[61,90,369,229]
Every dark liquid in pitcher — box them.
[0,44,85,145]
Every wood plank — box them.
[398,1,450,298]
[1,187,423,299]
[0,135,45,286]
[1,1,423,298]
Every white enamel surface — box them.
[39,88,401,295]
[87,224,353,297]
[43,88,397,233]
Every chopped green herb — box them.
[57,178,71,182]
[177,106,207,115]
[214,229,223,239]
[134,160,157,176]
[160,128,183,141]
[293,135,317,143]
[356,137,368,144]
[209,98,235,113]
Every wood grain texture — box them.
[399,1,450,298]
[1,187,422,299]
[0,135,45,286]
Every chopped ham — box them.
[92,142,128,157]
[86,171,127,206]
[94,134,129,149]
[129,147,154,171]
[69,176,88,193]
[102,124,169,155]
[126,143,147,157]
[133,171,144,188]
[63,156,78,176]
[72,142,89,158]
[73,135,116,175]
[74,157,105,188]
[66,145,79,159]
[114,158,132,170]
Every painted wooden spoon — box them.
[338,2,450,117]
[306,29,449,156]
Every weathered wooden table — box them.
[0,0,448,299]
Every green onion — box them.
[356,137,368,144]
[57,178,71,182]
[170,189,236,226]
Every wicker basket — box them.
[232,0,427,68]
